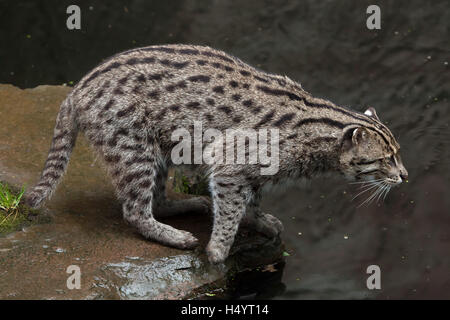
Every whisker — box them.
[355,180,394,207]
[358,182,385,207]
[351,180,383,193]
[382,185,391,202]
[376,184,389,203]
[349,178,384,185]
[352,182,380,201]
[373,183,389,204]
[359,181,382,192]
[365,187,382,206]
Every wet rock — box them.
[92,233,284,300]
[0,84,283,299]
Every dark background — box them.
[1,0,449,299]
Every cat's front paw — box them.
[256,213,284,238]
[206,240,230,264]
[265,213,284,235]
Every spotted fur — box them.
[26,44,407,264]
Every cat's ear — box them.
[364,107,380,121]
[342,127,369,150]
[351,127,368,145]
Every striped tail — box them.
[26,97,78,209]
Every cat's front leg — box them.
[206,173,249,264]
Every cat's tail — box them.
[25,96,78,209]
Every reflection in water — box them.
[230,261,286,300]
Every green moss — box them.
[0,207,27,234]
[0,182,25,211]
[0,182,42,235]
[172,170,209,196]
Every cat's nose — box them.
[400,171,408,181]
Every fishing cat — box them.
[25,44,408,264]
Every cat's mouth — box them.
[384,177,403,185]
[356,171,404,186]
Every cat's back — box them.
[70,44,311,138]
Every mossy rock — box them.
[0,182,49,236]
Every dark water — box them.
[1,0,449,299]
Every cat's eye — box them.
[356,157,384,165]
[388,155,396,166]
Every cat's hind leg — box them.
[101,131,198,249]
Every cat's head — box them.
[339,107,408,185]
